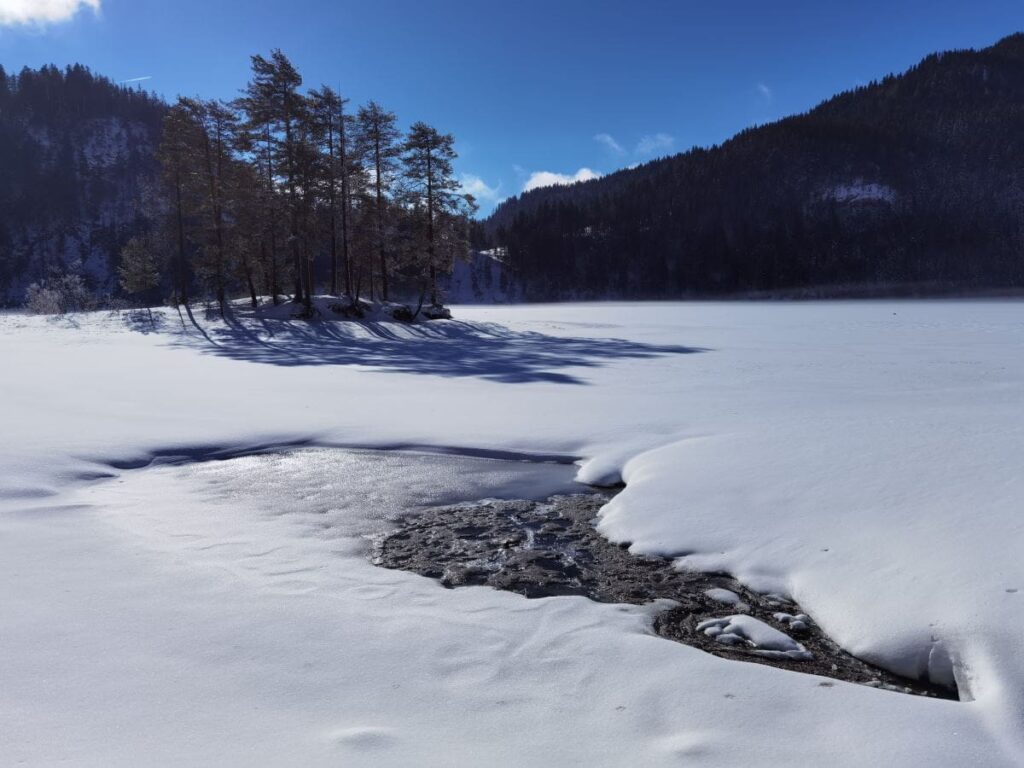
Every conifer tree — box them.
[233,96,284,304]
[355,101,401,300]
[401,122,477,308]
[118,235,162,300]
[179,98,243,316]
[308,87,345,295]
[157,100,202,306]
[241,50,306,303]
[227,162,264,308]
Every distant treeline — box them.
[486,33,1024,299]
[1,55,479,315]
[9,34,1024,309]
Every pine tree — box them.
[177,98,244,317]
[401,122,477,309]
[233,96,284,304]
[241,50,306,304]
[157,100,201,306]
[118,235,162,318]
[292,106,321,313]
[355,101,401,301]
[227,162,264,308]
[308,87,345,295]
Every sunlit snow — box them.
[1,300,1022,765]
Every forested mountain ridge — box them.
[486,33,1024,299]
[7,34,1024,307]
[0,65,166,303]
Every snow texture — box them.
[822,180,897,204]
[1,300,1023,765]
[697,615,813,660]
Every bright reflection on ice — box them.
[179,447,583,542]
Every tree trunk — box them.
[339,104,352,297]
[328,112,338,295]
[204,121,227,318]
[375,135,388,301]
[174,173,188,306]
[243,253,258,308]
[305,249,314,313]
[264,128,281,306]
[284,106,303,303]
[427,150,437,306]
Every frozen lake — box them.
[1,300,1022,765]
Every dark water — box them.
[375,493,957,700]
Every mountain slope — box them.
[486,34,1024,299]
[0,65,166,304]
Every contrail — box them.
[120,76,152,84]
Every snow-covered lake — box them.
[1,301,1022,765]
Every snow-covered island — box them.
[2,300,1024,765]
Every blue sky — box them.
[2,0,1024,214]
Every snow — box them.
[696,615,812,660]
[775,612,810,632]
[822,180,897,203]
[2,300,1024,764]
[706,587,744,606]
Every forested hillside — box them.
[9,34,1024,307]
[0,65,165,303]
[487,34,1024,299]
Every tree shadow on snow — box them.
[140,313,707,384]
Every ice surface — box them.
[2,300,1023,764]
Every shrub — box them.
[25,273,93,314]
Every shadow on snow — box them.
[128,310,707,384]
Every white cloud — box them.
[523,168,601,193]
[757,82,773,101]
[459,173,501,203]
[0,0,100,26]
[593,132,625,156]
[635,132,675,156]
